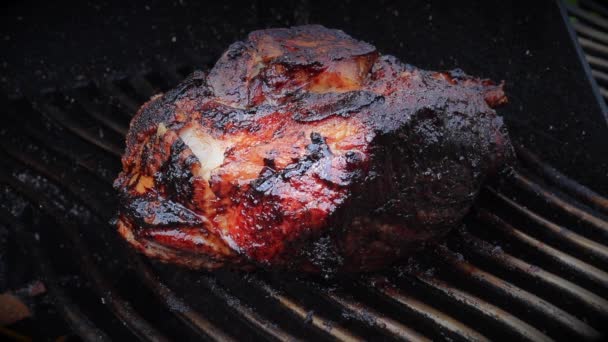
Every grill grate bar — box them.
[488,188,608,267]
[70,90,129,136]
[3,99,119,184]
[476,209,608,292]
[35,101,124,157]
[320,289,430,341]
[366,276,489,341]
[459,229,608,321]
[510,171,608,236]
[0,145,113,219]
[578,36,608,56]
[128,257,237,342]
[0,211,111,342]
[592,68,608,84]
[0,174,170,342]
[18,124,116,184]
[195,275,298,342]
[409,272,553,342]
[586,54,608,71]
[111,206,285,338]
[567,4,608,30]
[246,276,365,342]
[436,246,600,340]
[572,21,608,46]
[515,146,608,214]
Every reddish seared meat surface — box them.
[114,25,512,272]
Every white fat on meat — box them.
[179,126,226,181]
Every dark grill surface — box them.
[1,59,608,341]
[2,0,608,341]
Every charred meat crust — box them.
[114,25,512,272]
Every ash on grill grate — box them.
[1,62,608,341]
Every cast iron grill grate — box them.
[1,61,608,341]
[568,0,608,104]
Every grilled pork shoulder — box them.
[114,25,512,272]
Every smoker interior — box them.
[1,0,608,341]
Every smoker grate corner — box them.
[568,0,608,106]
